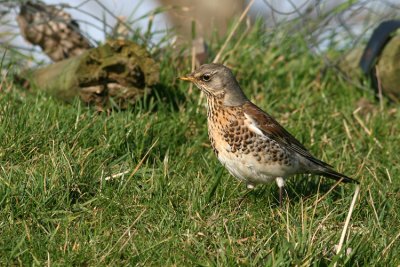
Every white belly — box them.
[217,145,296,185]
[207,114,300,186]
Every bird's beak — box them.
[178,75,194,82]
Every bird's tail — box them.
[315,167,359,184]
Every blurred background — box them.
[1,0,399,62]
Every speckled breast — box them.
[206,98,297,183]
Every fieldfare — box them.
[180,63,358,205]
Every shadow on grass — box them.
[150,82,187,111]
[242,176,355,208]
[108,82,187,113]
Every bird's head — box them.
[179,63,248,106]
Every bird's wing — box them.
[243,102,333,168]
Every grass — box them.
[1,21,400,266]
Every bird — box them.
[179,63,358,206]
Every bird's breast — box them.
[207,106,299,182]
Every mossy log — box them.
[25,39,159,109]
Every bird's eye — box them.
[202,74,211,82]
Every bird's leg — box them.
[275,177,285,208]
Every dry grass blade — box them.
[128,138,159,180]
[334,185,360,265]
[104,170,130,181]
[213,0,255,64]
[382,230,400,257]
[100,208,147,262]
[353,109,383,149]
[104,138,159,181]
[188,38,196,95]
[368,187,381,228]
[314,178,343,206]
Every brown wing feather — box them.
[243,102,333,168]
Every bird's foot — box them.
[246,183,255,190]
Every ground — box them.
[1,23,399,266]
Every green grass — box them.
[1,23,400,266]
